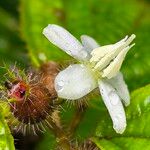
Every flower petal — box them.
[98,80,126,134]
[81,35,100,53]
[55,64,97,100]
[107,72,130,106]
[43,24,89,61]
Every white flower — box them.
[43,24,136,134]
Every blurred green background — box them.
[0,0,150,149]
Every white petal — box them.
[43,24,89,61]
[102,44,135,79]
[81,35,100,53]
[98,80,126,134]
[107,72,130,106]
[55,64,97,100]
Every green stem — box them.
[48,116,72,150]
[68,104,87,137]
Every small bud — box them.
[1,63,60,134]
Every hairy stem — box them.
[48,115,72,150]
[52,123,71,150]
[68,104,87,137]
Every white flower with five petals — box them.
[43,24,136,134]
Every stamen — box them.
[90,35,136,78]
[102,44,135,78]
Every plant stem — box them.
[48,116,72,150]
[68,104,87,137]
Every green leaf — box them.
[94,84,150,149]
[92,137,121,150]
[0,106,15,150]
[92,137,150,150]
